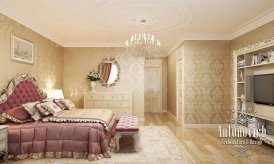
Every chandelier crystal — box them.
[125,19,161,57]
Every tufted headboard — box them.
[0,74,47,113]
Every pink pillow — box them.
[3,106,31,123]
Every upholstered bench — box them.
[115,116,139,152]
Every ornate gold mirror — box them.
[98,58,120,87]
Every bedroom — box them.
[0,0,274,163]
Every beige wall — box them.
[0,13,63,91]
[63,48,145,118]
[231,21,274,50]
[168,41,231,124]
[162,58,167,112]
[167,51,177,116]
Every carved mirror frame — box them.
[98,58,120,87]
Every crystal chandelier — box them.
[125,19,161,57]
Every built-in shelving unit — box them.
[233,37,274,146]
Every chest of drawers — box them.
[84,92,132,119]
[0,125,8,161]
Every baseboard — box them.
[183,124,230,128]
[166,111,177,122]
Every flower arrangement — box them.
[87,71,101,81]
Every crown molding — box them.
[181,33,230,40]
[228,8,274,40]
[168,8,274,55]
[0,4,64,46]
[63,41,124,47]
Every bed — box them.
[0,73,116,161]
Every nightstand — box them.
[0,125,8,161]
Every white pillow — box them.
[41,102,63,116]
[61,99,76,110]
[22,101,41,121]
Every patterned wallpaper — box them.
[168,41,231,124]
[63,48,145,118]
[231,21,274,51]
[167,51,177,116]
[0,13,63,92]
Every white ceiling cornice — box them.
[228,8,274,40]
[168,8,274,54]
[0,3,64,46]
[63,41,125,47]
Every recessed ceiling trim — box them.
[0,4,64,46]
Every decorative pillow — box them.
[54,99,68,110]
[61,99,76,110]
[42,98,54,102]
[22,101,41,121]
[3,106,31,123]
[35,103,51,116]
[0,114,9,124]
[41,102,63,116]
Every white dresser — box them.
[84,92,132,119]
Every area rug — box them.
[14,126,193,164]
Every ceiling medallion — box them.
[125,19,161,57]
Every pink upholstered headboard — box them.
[0,74,47,113]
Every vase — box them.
[90,81,97,92]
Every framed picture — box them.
[11,35,34,64]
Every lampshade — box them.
[46,89,64,99]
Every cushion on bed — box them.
[61,99,76,110]
[35,103,51,116]
[2,106,31,123]
[53,99,68,110]
[40,101,62,116]
[22,101,41,121]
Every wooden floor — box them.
[142,113,274,164]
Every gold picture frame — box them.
[11,35,34,64]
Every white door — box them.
[145,67,162,113]
[177,59,183,125]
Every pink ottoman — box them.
[115,116,139,152]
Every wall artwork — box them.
[11,35,34,64]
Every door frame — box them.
[144,59,163,113]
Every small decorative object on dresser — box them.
[0,125,8,161]
[87,71,101,92]
[84,92,132,119]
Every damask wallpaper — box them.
[167,51,177,116]
[168,41,231,124]
[231,21,274,51]
[0,13,63,91]
[63,48,145,118]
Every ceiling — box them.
[0,0,273,55]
